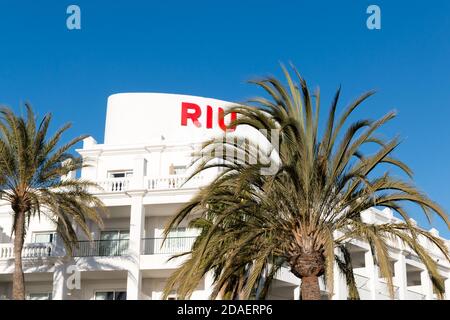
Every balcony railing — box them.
[146,174,205,191]
[93,174,207,193]
[377,280,400,300]
[355,273,372,300]
[72,239,129,257]
[0,242,56,260]
[96,179,130,192]
[142,236,196,255]
[0,237,194,259]
[406,289,426,300]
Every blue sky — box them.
[0,1,449,236]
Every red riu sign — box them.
[181,102,237,132]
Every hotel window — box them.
[160,227,197,253]
[32,232,56,243]
[108,170,133,178]
[167,227,187,238]
[99,230,129,256]
[94,290,126,300]
[27,292,52,300]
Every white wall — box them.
[80,279,127,300]
[142,277,207,300]
[104,93,236,146]
[0,212,56,244]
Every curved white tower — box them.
[104,93,237,145]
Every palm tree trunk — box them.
[12,210,26,300]
[300,276,321,300]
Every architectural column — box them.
[125,156,147,300]
[365,250,378,300]
[394,251,408,300]
[420,269,434,300]
[131,157,147,189]
[126,192,146,300]
[52,262,68,300]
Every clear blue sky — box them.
[0,1,449,236]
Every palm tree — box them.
[0,104,105,300]
[163,64,449,300]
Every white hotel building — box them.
[0,93,449,300]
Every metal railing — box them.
[377,280,400,300]
[406,289,426,300]
[72,239,129,257]
[141,236,196,255]
[354,273,372,300]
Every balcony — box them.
[72,239,129,257]
[0,242,58,260]
[377,280,400,300]
[97,179,130,192]
[146,175,205,191]
[355,273,372,300]
[0,240,130,259]
[406,288,426,300]
[94,174,206,193]
[141,236,196,255]
[0,236,196,260]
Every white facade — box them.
[0,93,449,300]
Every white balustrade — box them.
[0,244,13,259]
[0,242,56,260]
[95,179,130,192]
[146,174,205,191]
[92,175,205,193]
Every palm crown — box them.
[0,104,105,299]
[163,64,449,300]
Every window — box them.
[99,230,129,256]
[108,170,133,179]
[27,292,52,300]
[33,232,56,243]
[160,227,191,253]
[95,291,126,300]
[101,230,129,240]
[167,227,187,237]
